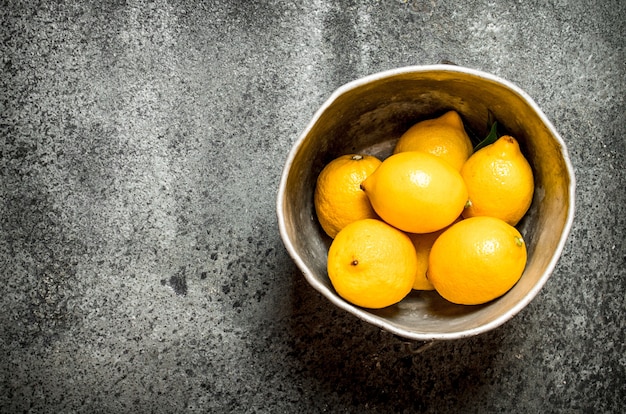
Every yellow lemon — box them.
[461,135,534,226]
[327,219,417,309]
[361,151,468,234]
[407,231,439,290]
[407,217,460,290]
[393,110,473,171]
[428,216,527,305]
[314,154,382,238]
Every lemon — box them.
[361,151,468,234]
[327,219,417,309]
[407,231,439,290]
[407,217,460,290]
[393,110,473,171]
[461,135,534,226]
[314,154,382,238]
[428,216,527,305]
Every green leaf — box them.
[473,121,499,152]
[466,124,484,148]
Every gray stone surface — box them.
[1,0,624,412]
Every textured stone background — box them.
[1,0,624,412]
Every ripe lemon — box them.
[407,231,440,290]
[428,216,527,305]
[393,111,473,171]
[361,151,468,234]
[314,154,382,238]
[327,219,417,309]
[407,217,460,290]
[461,135,534,226]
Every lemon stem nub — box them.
[351,260,359,266]
[515,236,524,247]
[351,155,364,161]
[465,200,472,209]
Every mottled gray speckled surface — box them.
[1,0,624,412]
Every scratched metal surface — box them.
[1,1,624,412]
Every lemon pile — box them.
[314,111,534,308]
